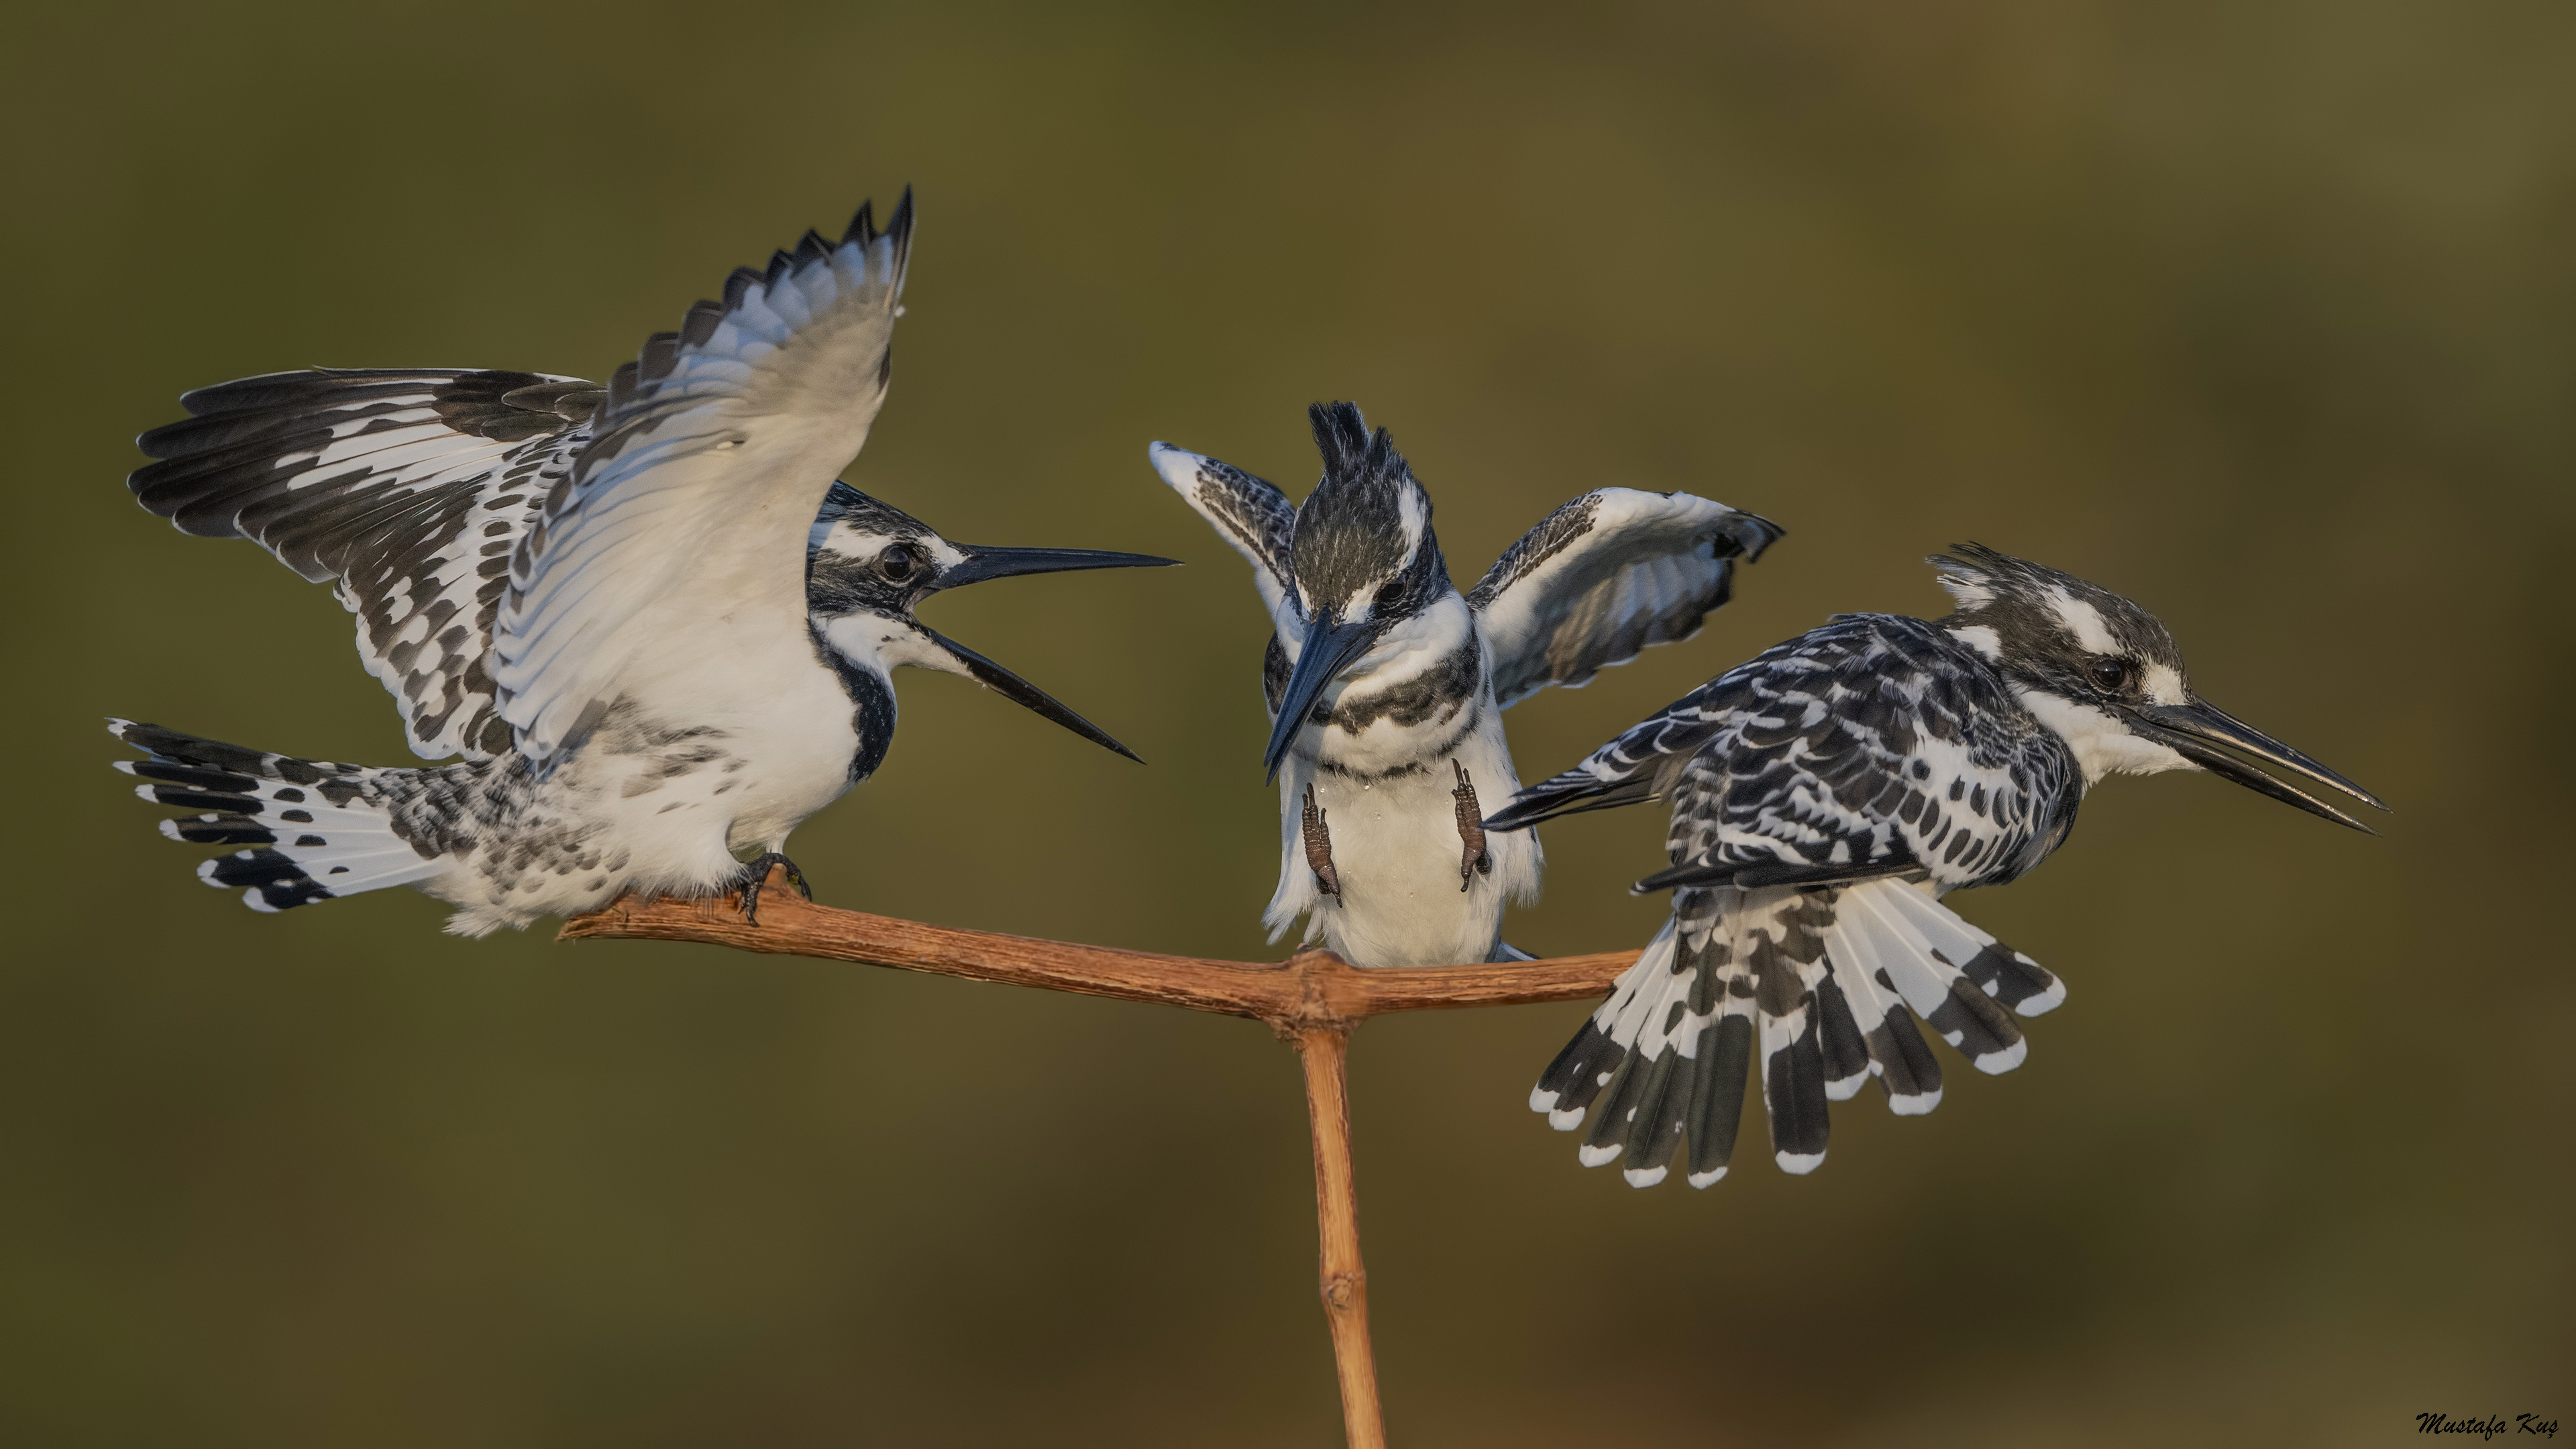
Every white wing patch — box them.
[1148,441,1301,635]
[1470,488,1782,709]
[496,195,916,768]
[129,369,599,761]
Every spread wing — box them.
[1489,616,2069,892]
[1469,488,1783,709]
[1146,441,1300,636]
[128,368,601,761]
[496,192,915,767]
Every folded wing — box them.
[1493,616,2057,895]
[1469,488,1782,710]
[496,192,916,768]
[128,368,600,761]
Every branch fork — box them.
[561,868,1638,1448]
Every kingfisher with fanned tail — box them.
[1151,402,1782,968]
[1483,544,2386,1187]
[112,190,1175,934]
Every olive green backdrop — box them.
[3,2,2569,1444]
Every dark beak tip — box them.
[2140,700,2390,829]
[940,547,1185,588]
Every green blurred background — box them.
[3,2,2569,1444]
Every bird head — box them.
[806,482,1175,760]
[1931,543,2386,829]
[1265,401,1456,779]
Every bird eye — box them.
[877,545,920,583]
[2086,657,2135,692]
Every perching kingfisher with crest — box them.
[1484,543,2387,1186]
[113,190,1174,934]
[1152,402,1781,968]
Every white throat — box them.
[1333,591,1474,695]
[816,611,953,680]
[2014,688,2194,786]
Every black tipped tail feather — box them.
[109,720,442,912]
[1532,878,2063,1187]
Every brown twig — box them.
[559,869,1638,1446]
[1297,1025,1382,1448]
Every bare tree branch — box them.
[559,869,1639,1447]
[559,875,1638,1031]
[1298,1024,1383,1449]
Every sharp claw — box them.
[1451,760,1492,890]
[1302,784,1342,898]
[735,852,810,925]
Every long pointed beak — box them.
[1263,614,1379,782]
[918,624,1143,763]
[2127,699,2388,833]
[934,543,1178,591]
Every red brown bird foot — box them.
[1302,784,1342,898]
[1451,760,1493,891]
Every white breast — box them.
[1265,697,1540,969]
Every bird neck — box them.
[816,609,962,676]
[806,612,914,784]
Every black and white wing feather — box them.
[129,368,600,761]
[496,193,916,767]
[1489,614,2075,893]
[1146,442,1300,635]
[1506,615,2075,1186]
[1469,488,1782,709]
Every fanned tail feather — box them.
[109,719,442,912]
[1532,877,2063,1187]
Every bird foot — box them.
[1451,760,1493,892]
[1302,784,1342,898]
[734,851,812,925]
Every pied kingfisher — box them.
[1483,543,2385,1187]
[112,191,1173,936]
[1151,402,1781,968]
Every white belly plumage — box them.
[422,643,870,936]
[1267,711,1540,968]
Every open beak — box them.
[1263,613,1379,782]
[933,543,1178,591]
[2125,699,2388,833]
[916,543,1174,763]
[917,625,1143,763]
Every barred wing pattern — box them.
[129,369,600,761]
[1505,614,2076,1185]
[1147,443,1299,635]
[497,193,916,767]
[1469,488,1782,709]
[1498,614,2078,890]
